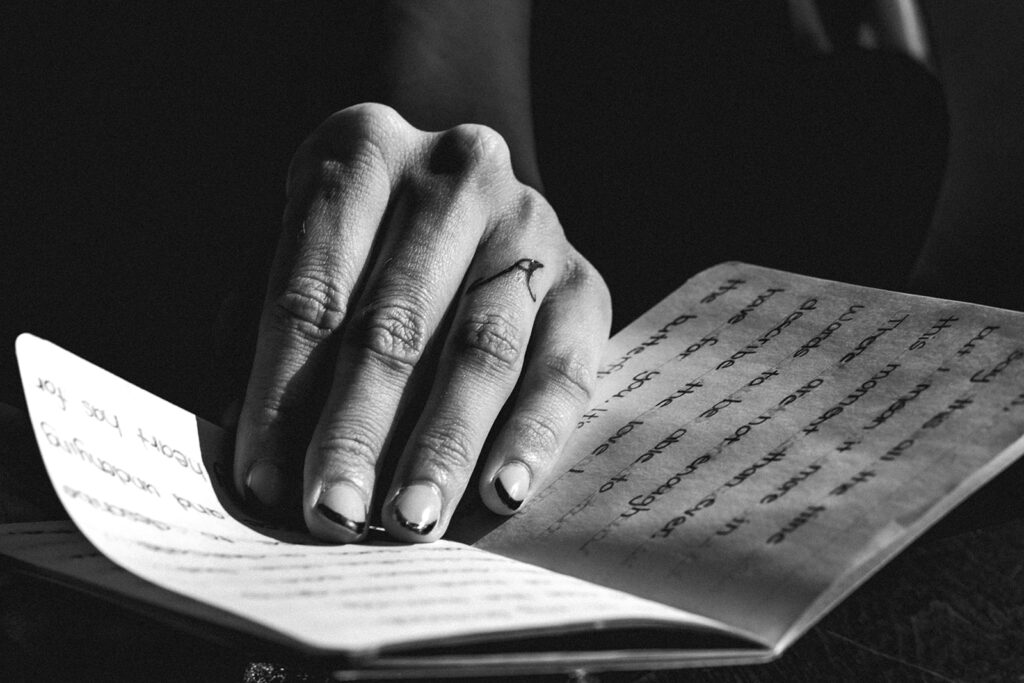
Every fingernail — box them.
[315,482,367,537]
[494,462,530,512]
[244,460,285,508]
[393,483,441,536]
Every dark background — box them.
[12,3,1006,680]
[8,1,1024,681]
[1,1,947,422]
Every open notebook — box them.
[4,262,1024,678]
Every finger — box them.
[478,254,611,514]
[233,105,404,509]
[381,193,567,542]
[303,124,515,542]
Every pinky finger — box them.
[478,255,612,514]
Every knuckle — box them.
[310,103,409,180]
[540,350,597,406]
[315,430,381,473]
[431,123,510,181]
[563,250,598,287]
[310,158,353,203]
[565,251,611,304]
[353,300,430,370]
[414,421,478,478]
[272,271,348,340]
[289,136,390,203]
[329,103,406,142]
[456,311,523,371]
[515,188,559,230]
[509,410,563,456]
[347,135,391,178]
[540,350,598,403]
[249,381,306,432]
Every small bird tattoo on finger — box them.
[467,259,545,302]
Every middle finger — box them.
[302,127,513,541]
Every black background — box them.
[1,1,947,420]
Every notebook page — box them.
[9,334,730,656]
[476,262,1024,646]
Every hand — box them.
[233,104,611,543]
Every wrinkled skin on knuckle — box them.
[272,271,348,341]
[313,431,381,478]
[413,420,478,482]
[540,349,597,407]
[508,410,563,458]
[352,299,431,371]
[457,311,523,372]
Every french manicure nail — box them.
[494,462,530,511]
[393,483,441,535]
[316,482,367,536]
[244,460,285,508]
